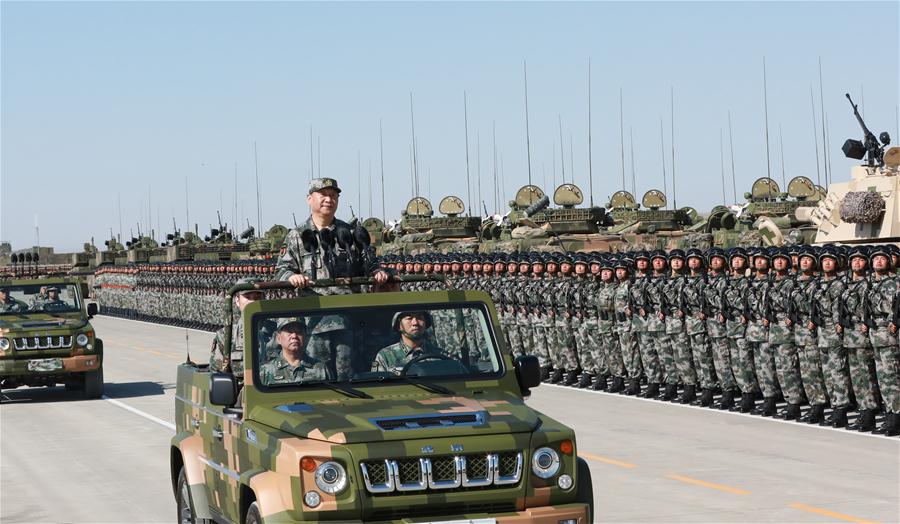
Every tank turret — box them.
[802,95,897,245]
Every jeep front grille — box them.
[13,336,72,351]
[360,451,523,494]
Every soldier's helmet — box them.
[668,249,686,261]
[391,310,433,331]
[848,245,870,261]
[650,249,668,262]
[868,245,892,265]
[771,247,792,268]
[798,246,818,267]
[633,250,650,262]
[706,247,726,264]
[572,253,589,267]
[686,248,705,264]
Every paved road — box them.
[2,316,898,523]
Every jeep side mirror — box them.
[514,355,541,394]
[209,373,238,407]
[86,303,98,318]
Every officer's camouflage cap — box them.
[275,317,306,332]
[308,177,342,195]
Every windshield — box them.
[0,284,81,315]
[253,303,502,388]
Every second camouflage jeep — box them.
[171,279,592,524]
[0,277,103,398]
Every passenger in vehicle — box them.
[259,317,329,385]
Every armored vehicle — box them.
[0,277,103,398]
[802,94,898,245]
[171,279,592,524]
[381,196,482,254]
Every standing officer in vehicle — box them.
[275,178,389,290]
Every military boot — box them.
[737,392,756,413]
[659,383,678,401]
[717,389,735,410]
[607,376,625,393]
[590,374,608,391]
[829,407,849,428]
[848,410,876,432]
[776,404,801,420]
[641,382,660,399]
[540,366,552,382]
[755,397,777,416]
[549,368,565,384]
[624,378,642,396]
[563,368,582,386]
[699,388,714,407]
[679,385,697,404]
[798,404,825,424]
[872,412,896,435]
[577,372,594,389]
[885,414,900,437]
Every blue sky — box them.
[2,1,898,251]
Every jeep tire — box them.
[245,501,262,524]
[83,368,104,399]
[177,467,198,524]
[575,457,594,522]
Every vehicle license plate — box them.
[27,358,63,372]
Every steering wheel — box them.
[400,354,455,376]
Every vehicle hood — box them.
[249,390,540,444]
[0,312,87,333]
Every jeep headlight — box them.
[0,338,9,351]
[315,461,348,494]
[76,334,89,346]
[531,447,560,479]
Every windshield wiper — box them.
[301,380,372,399]
[351,375,453,395]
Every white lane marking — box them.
[95,315,214,335]
[541,383,900,442]
[102,395,176,431]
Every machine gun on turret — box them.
[843,93,891,168]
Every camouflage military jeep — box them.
[0,277,103,398]
[171,282,592,523]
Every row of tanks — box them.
[88,97,899,266]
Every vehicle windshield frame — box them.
[250,300,505,393]
[0,282,82,315]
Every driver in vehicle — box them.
[259,317,329,385]
[372,311,447,374]
[40,287,68,311]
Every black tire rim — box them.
[179,480,193,524]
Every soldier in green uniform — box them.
[259,318,329,385]
[40,287,70,312]
[663,250,696,403]
[767,249,803,420]
[0,287,29,313]
[867,247,900,436]
[643,251,670,399]
[597,256,626,392]
[812,248,851,427]
[372,311,446,374]
[528,256,553,381]
[210,278,265,378]
[572,254,601,388]
[843,247,880,432]
[704,248,738,410]
[614,256,642,395]
[792,248,829,424]
[746,249,778,416]
[555,255,581,385]
[725,248,758,413]
[684,249,716,406]
[630,252,662,398]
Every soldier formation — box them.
[386,244,900,437]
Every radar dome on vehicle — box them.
[404,197,433,217]
[787,176,816,200]
[514,185,546,207]
[750,177,780,200]
[609,190,636,209]
[884,146,900,168]
[553,184,584,207]
[814,185,827,201]
[362,217,384,231]
[641,189,667,210]
[438,196,466,216]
